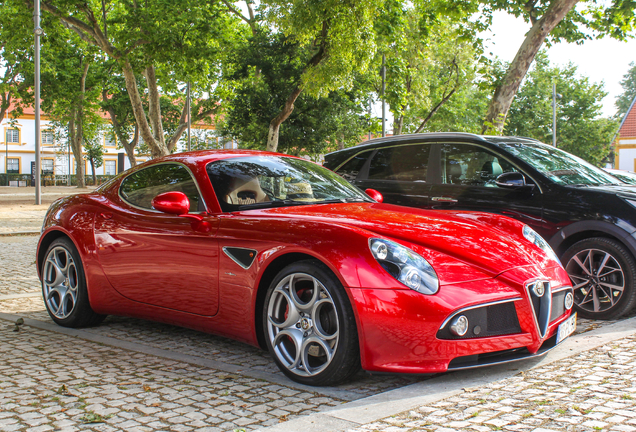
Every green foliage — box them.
[616,62,636,118]
[505,52,619,166]
[260,0,380,97]
[222,31,371,156]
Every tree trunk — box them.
[482,0,579,134]
[90,158,96,185]
[267,85,303,152]
[394,114,404,135]
[69,113,85,188]
[120,59,168,158]
[143,65,166,150]
[102,90,138,168]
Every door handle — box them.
[99,212,113,220]
[431,196,458,203]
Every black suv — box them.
[325,133,636,320]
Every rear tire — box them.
[263,260,361,386]
[41,237,106,328]
[562,237,636,320]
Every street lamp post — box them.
[381,54,386,138]
[186,81,191,152]
[552,83,562,148]
[34,0,42,204]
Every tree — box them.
[222,31,370,156]
[258,0,382,152]
[100,70,140,167]
[616,62,636,118]
[37,0,239,158]
[505,52,618,165]
[482,0,636,134]
[35,23,105,188]
[84,135,104,185]
[378,8,483,135]
[0,0,35,121]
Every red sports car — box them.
[37,150,576,386]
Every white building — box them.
[1,102,236,185]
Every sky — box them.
[482,11,636,118]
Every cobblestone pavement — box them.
[349,333,636,432]
[0,236,40,295]
[0,322,343,432]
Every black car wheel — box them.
[563,237,636,320]
[41,237,106,328]
[263,260,360,386]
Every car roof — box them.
[325,132,544,157]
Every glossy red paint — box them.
[37,149,574,375]
[152,191,191,215]
[365,188,384,203]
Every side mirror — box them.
[365,188,384,203]
[152,191,190,215]
[495,172,535,190]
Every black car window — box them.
[335,150,372,182]
[120,163,204,212]
[368,144,431,181]
[441,143,518,187]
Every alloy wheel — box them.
[43,246,79,319]
[566,248,625,314]
[266,273,339,377]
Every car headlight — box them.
[523,225,561,265]
[369,238,439,295]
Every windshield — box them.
[207,156,373,212]
[606,170,636,185]
[494,141,622,186]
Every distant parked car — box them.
[325,133,636,320]
[604,168,636,185]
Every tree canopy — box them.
[616,62,636,118]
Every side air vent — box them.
[223,247,257,269]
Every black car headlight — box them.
[369,238,439,295]
[523,225,561,265]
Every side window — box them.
[441,144,517,187]
[335,150,372,182]
[120,163,204,212]
[368,144,431,181]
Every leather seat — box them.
[225,177,269,205]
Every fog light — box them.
[532,282,545,297]
[564,292,574,310]
[449,315,469,336]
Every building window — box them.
[104,160,117,175]
[42,131,55,145]
[7,158,19,173]
[42,159,55,174]
[6,129,19,143]
[105,134,116,147]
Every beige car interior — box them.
[225,177,269,205]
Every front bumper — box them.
[350,265,573,374]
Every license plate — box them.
[557,312,577,344]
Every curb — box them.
[256,315,636,431]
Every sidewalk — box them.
[0,186,94,235]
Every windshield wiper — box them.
[312,198,373,204]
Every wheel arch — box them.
[37,229,73,280]
[253,252,349,350]
[549,220,636,260]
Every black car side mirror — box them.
[496,172,535,190]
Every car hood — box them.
[248,202,556,277]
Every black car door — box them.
[354,143,435,208]
[428,142,548,236]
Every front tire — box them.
[41,237,106,328]
[263,260,360,386]
[563,237,636,320]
